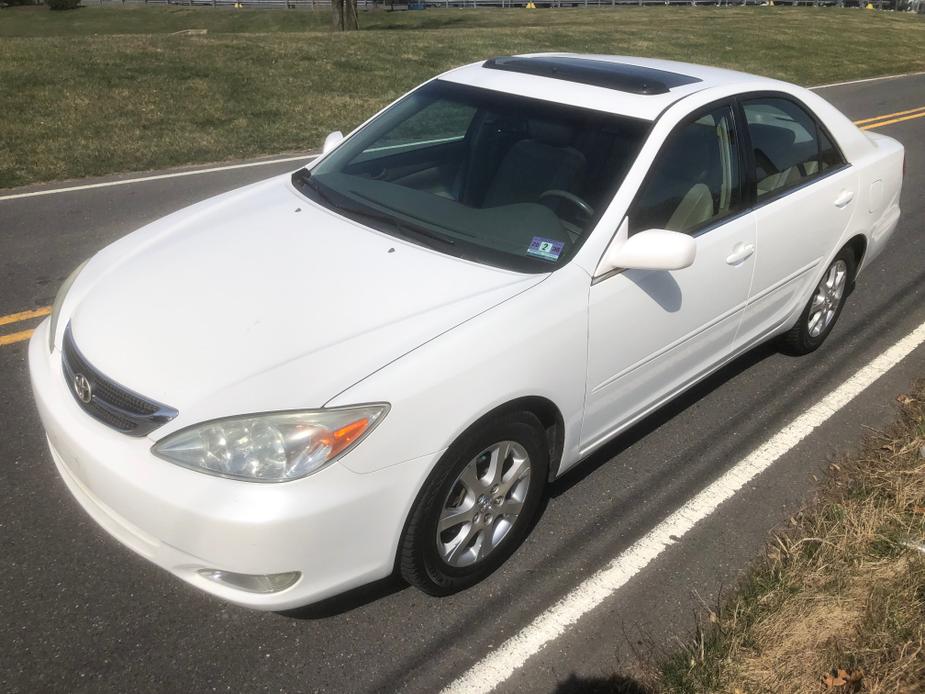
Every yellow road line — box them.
[0,306,51,328]
[861,110,925,130]
[854,105,925,126]
[0,329,35,347]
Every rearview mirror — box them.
[322,130,344,155]
[601,228,696,273]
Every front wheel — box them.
[398,412,548,596]
[779,248,855,356]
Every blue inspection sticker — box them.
[526,237,564,262]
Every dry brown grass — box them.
[658,386,925,693]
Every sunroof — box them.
[482,56,701,96]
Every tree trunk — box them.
[332,0,359,31]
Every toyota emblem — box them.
[73,373,92,404]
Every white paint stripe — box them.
[443,319,925,694]
[0,154,317,202]
[811,70,925,90]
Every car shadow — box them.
[624,269,683,313]
[278,575,407,620]
[548,340,777,498]
[553,673,655,694]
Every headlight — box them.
[151,405,389,482]
[48,259,89,352]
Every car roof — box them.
[439,54,782,122]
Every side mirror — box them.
[601,228,696,273]
[322,130,344,155]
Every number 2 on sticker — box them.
[539,242,553,253]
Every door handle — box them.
[834,190,855,208]
[726,243,755,266]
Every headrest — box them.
[527,119,574,147]
[661,122,714,171]
[749,123,797,169]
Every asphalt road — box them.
[1,74,923,694]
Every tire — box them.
[399,411,549,596]
[778,247,856,356]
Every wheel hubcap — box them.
[807,259,847,338]
[436,441,532,568]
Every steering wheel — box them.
[539,190,595,218]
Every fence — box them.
[93,0,924,10]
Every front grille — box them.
[61,324,178,437]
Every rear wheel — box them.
[779,247,855,356]
[399,412,548,596]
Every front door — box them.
[581,102,757,453]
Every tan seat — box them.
[757,165,803,197]
[666,183,714,233]
[482,119,586,208]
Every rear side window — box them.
[628,104,743,235]
[818,128,844,171]
[742,97,845,201]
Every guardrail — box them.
[92,0,924,10]
[133,0,355,6]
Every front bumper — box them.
[28,320,437,610]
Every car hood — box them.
[68,175,543,427]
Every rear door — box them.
[735,94,858,346]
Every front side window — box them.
[296,80,649,273]
[742,96,844,200]
[628,104,743,235]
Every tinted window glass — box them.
[743,97,841,200]
[629,104,742,235]
[372,99,476,150]
[300,81,649,273]
[818,128,844,172]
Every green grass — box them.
[1,6,924,188]
[0,4,334,36]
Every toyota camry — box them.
[29,55,904,609]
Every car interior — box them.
[743,98,842,199]
[343,113,645,238]
[628,107,741,235]
[310,81,649,268]
[308,84,844,269]
[627,97,845,235]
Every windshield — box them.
[296,80,649,273]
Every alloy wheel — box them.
[807,259,848,338]
[436,441,532,568]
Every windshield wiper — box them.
[344,191,456,247]
[293,169,342,209]
[292,170,455,250]
[348,189,466,243]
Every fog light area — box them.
[197,569,301,594]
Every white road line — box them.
[443,319,925,694]
[811,70,925,90]
[0,154,317,202]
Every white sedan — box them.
[30,55,904,610]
